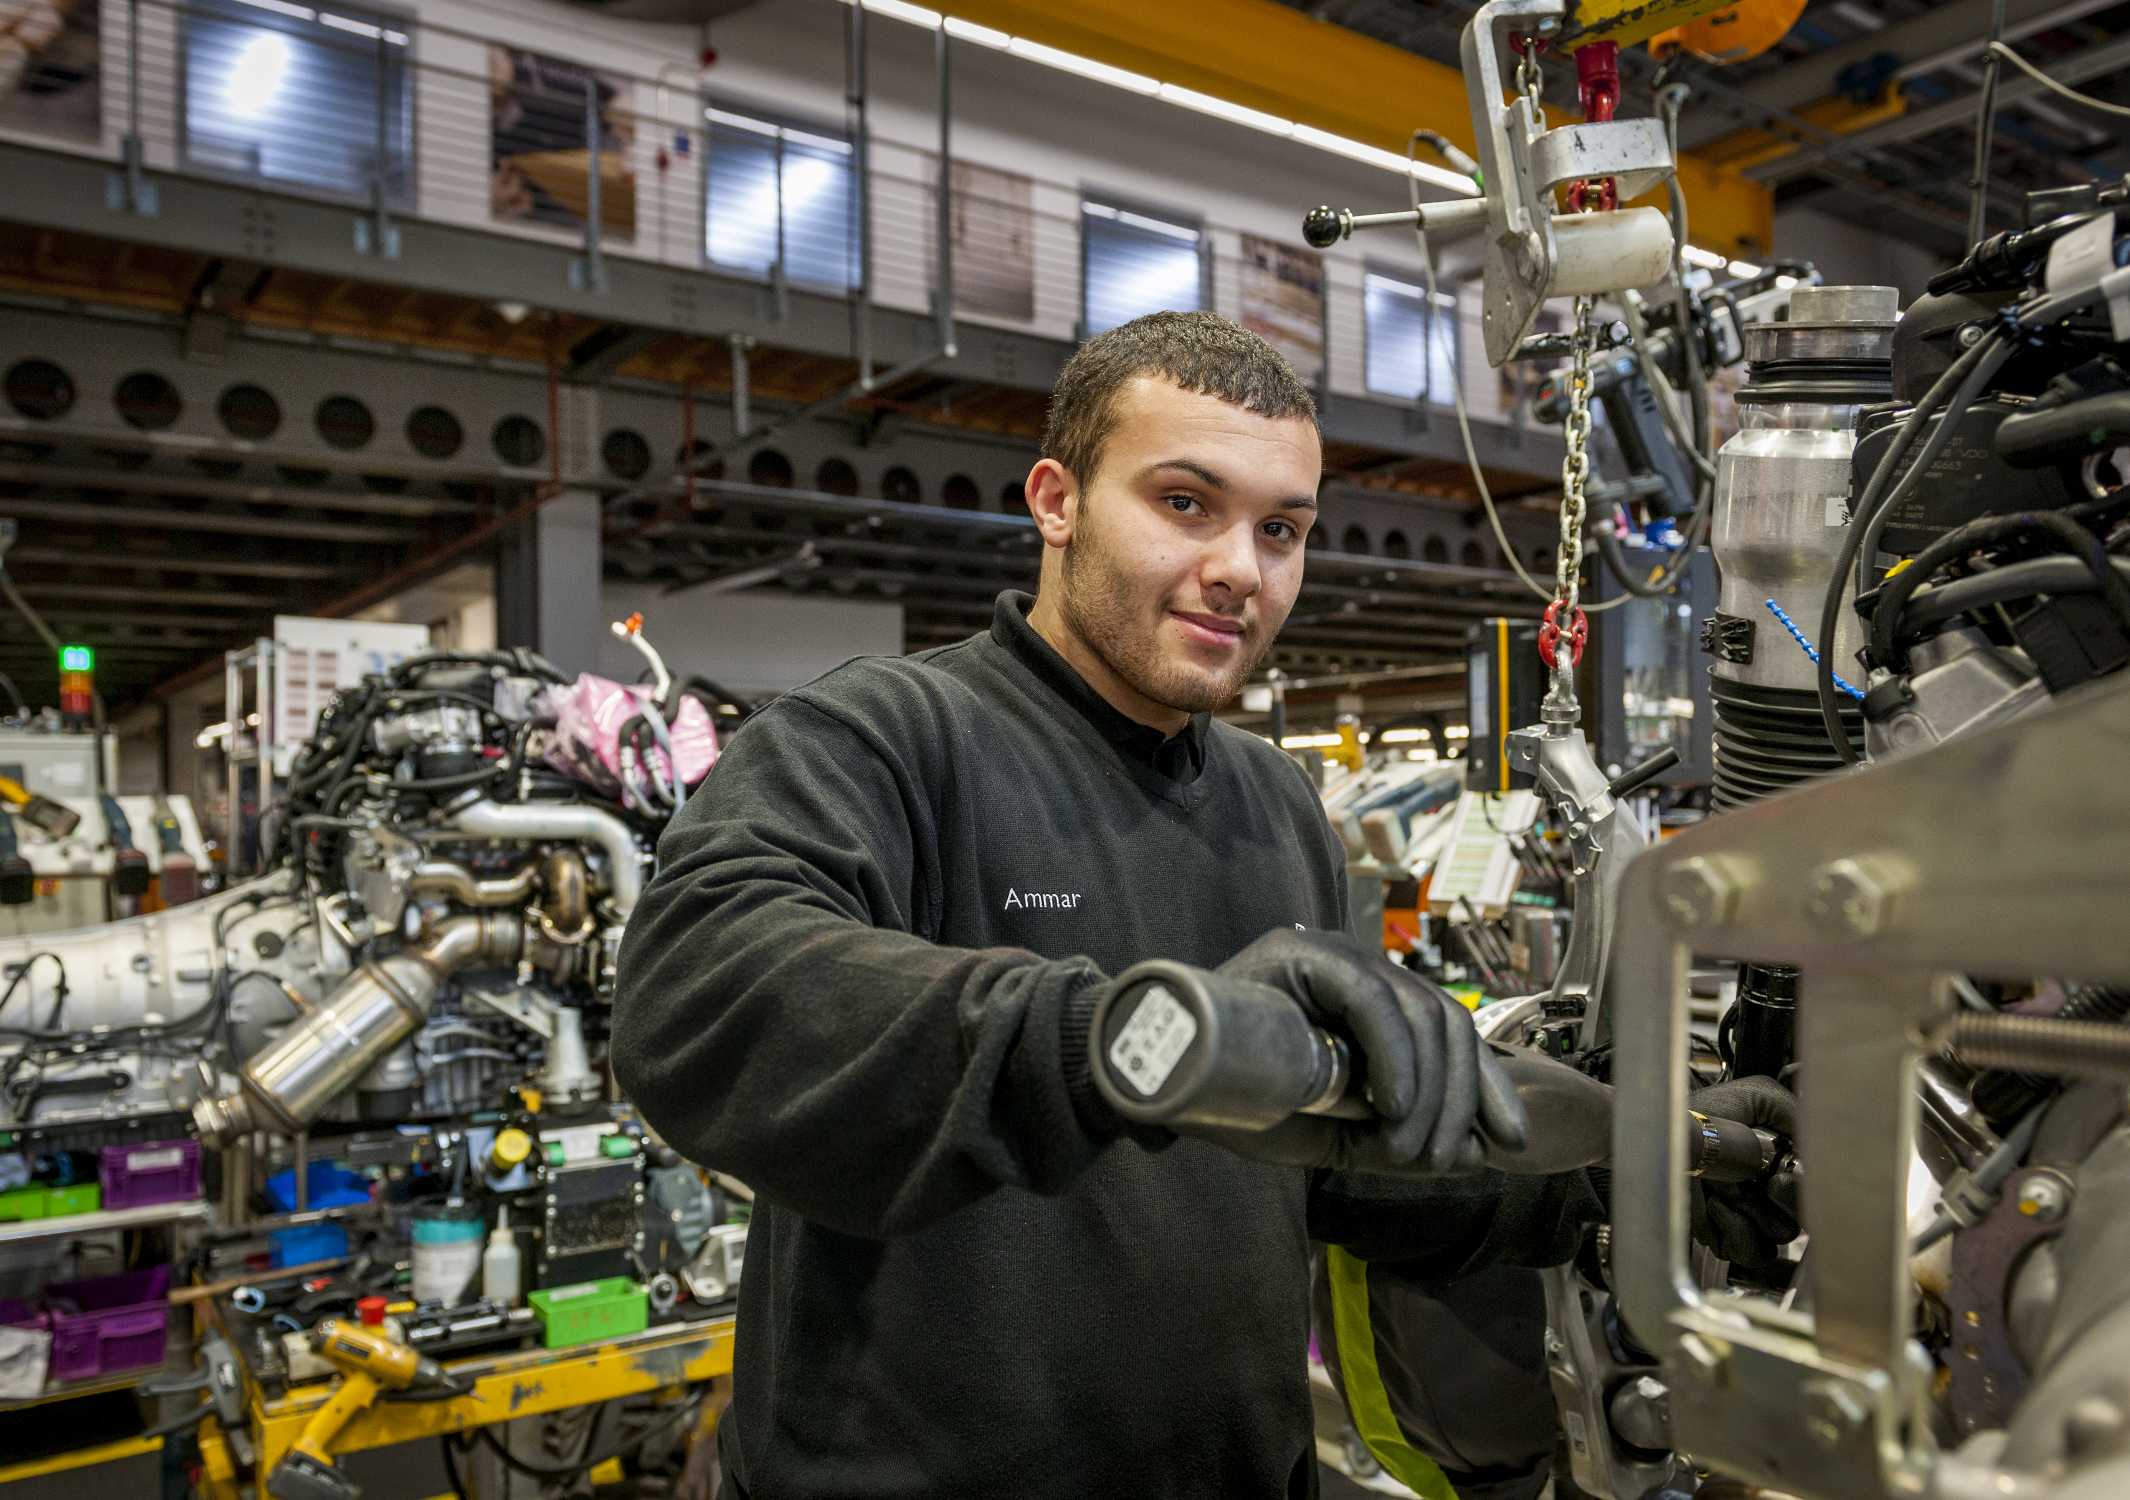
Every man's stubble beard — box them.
[1057,494,1275,717]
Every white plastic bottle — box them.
[483,1207,522,1307]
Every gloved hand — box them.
[1185,928,1529,1174]
[1687,1076,1800,1270]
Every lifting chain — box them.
[1538,297,1595,705]
[1515,39,1545,129]
[1510,39,1590,717]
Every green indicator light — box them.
[60,644,94,673]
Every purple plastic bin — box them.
[0,1296,45,1331]
[43,1266,170,1383]
[99,1139,202,1209]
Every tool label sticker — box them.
[1108,985,1197,1097]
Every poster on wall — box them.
[489,46,635,242]
[0,0,99,144]
[947,160,1034,322]
[1239,235,1324,382]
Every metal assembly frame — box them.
[1607,674,2130,1499]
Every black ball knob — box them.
[1301,205,1345,249]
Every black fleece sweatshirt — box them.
[611,592,1596,1500]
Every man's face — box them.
[1045,376,1321,716]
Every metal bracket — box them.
[354,213,401,261]
[1507,722,1645,1048]
[1459,0,1676,364]
[105,137,159,218]
[1541,1264,1684,1499]
[1608,674,2130,1498]
[1702,612,1757,665]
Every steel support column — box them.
[496,491,605,676]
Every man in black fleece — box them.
[613,311,1599,1500]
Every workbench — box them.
[195,1313,735,1498]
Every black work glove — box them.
[1686,1076,1801,1270]
[1191,928,1529,1174]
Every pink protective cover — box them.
[539,676,719,808]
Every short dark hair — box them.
[1041,311,1319,485]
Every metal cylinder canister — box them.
[1704,284,1897,810]
[194,914,522,1145]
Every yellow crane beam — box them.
[1694,90,1911,173]
[937,0,1774,256]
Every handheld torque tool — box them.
[1092,961,1780,1182]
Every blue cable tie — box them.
[1762,598,1866,701]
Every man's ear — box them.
[1023,458,1077,548]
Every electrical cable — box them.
[1896,553,2130,637]
[1911,1098,2046,1253]
[1815,330,2014,763]
[439,1428,473,1500]
[0,952,65,1025]
[1985,40,2130,119]
[0,568,61,652]
[0,671,25,716]
[1967,0,2010,246]
[1867,509,2130,669]
[463,1390,705,1481]
[1824,268,2115,750]
[1570,85,1719,602]
[134,1402,215,1441]
[1409,140,1648,614]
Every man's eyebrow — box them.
[1277,494,1319,511]
[1140,458,1228,490]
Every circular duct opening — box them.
[942,474,981,510]
[1460,539,1486,568]
[602,429,652,481]
[1422,535,1449,564]
[1382,529,1411,560]
[1340,524,1370,555]
[316,395,376,451]
[881,466,921,505]
[492,416,546,469]
[5,359,76,421]
[747,448,794,488]
[218,383,281,441]
[815,457,859,496]
[406,406,465,460]
[999,479,1026,511]
[114,371,182,431]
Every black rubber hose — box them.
[1994,391,2130,466]
[1867,510,2130,668]
[1816,331,2013,763]
[1897,555,2130,636]
[438,1433,472,1500]
[469,1394,704,1480]
[1594,516,1701,596]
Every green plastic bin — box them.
[45,1183,100,1217]
[528,1278,646,1349]
[0,1185,47,1221]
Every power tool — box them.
[1092,960,1783,1183]
[266,1316,471,1500]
